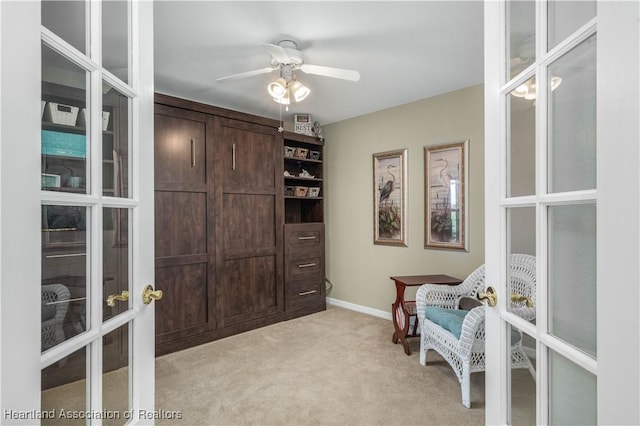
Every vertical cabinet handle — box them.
[190,138,196,168]
[232,143,236,171]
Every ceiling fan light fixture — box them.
[273,88,291,105]
[267,77,288,99]
[291,80,310,102]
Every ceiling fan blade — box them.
[216,66,278,82]
[262,43,291,63]
[300,64,361,82]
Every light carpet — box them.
[155,306,488,425]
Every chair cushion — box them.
[426,307,525,346]
[425,307,468,339]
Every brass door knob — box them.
[142,285,163,305]
[511,292,534,308]
[107,290,129,307]
[477,286,497,307]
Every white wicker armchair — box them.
[416,254,536,408]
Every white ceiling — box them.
[153,1,485,126]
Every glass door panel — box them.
[41,44,89,194]
[548,1,597,51]
[41,205,88,351]
[103,324,130,425]
[41,0,86,54]
[102,81,130,198]
[41,346,87,425]
[102,0,130,84]
[509,325,536,425]
[507,207,536,259]
[104,207,130,322]
[506,207,536,318]
[507,0,536,79]
[506,207,536,424]
[548,203,597,357]
[548,35,597,194]
[549,350,596,424]
[508,86,536,197]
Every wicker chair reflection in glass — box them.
[41,283,71,351]
[416,254,536,408]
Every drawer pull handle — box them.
[45,253,86,259]
[299,290,317,296]
[298,236,316,240]
[298,263,316,268]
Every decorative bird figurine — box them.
[379,164,396,205]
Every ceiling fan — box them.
[216,39,361,84]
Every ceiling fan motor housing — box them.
[280,64,294,81]
[270,52,303,67]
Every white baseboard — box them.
[326,298,537,362]
[326,297,392,321]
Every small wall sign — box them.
[294,114,313,136]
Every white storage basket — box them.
[45,102,79,126]
[78,109,111,131]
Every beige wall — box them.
[322,84,485,313]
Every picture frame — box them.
[373,149,407,246]
[294,113,313,136]
[425,140,468,251]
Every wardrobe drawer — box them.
[286,277,324,311]
[288,256,323,281]
[285,223,323,249]
[288,242,323,260]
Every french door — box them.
[0,1,156,423]
[484,1,640,424]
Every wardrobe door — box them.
[154,105,214,352]
[155,106,206,188]
[213,117,283,327]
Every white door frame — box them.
[595,1,640,422]
[484,1,640,424]
[0,1,156,423]
[131,0,156,419]
[0,0,44,416]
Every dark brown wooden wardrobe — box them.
[153,94,324,356]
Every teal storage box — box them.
[41,130,86,158]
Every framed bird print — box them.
[425,141,468,250]
[373,149,407,246]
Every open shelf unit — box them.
[283,131,324,224]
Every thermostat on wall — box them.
[294,114,313,136]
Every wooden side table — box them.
[391,274,462,355]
